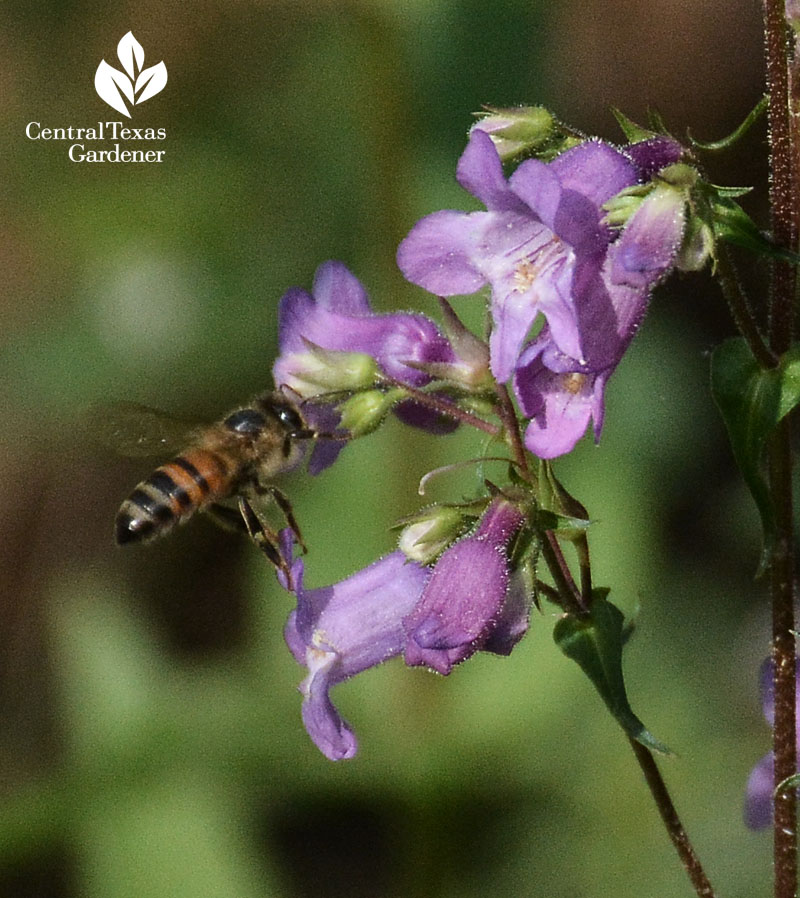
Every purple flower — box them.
[510,237,654,457]
[623,136,684,180]
[282,538,430,760]
[403,496,530,674]
[274,260,454,393]
[397,129,639,383]
[511,170,690,458]
[744,659,800,829]
[398,131,691,458]
[272,261,458,465]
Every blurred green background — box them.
[0,1,779,896]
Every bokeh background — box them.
[0,1,779,896]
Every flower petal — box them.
[283,549,429,759]
[298,648,358,761]
[396,209,491,296]
[548,139,638,208]
[610,184,686,289]
[404,499,524,674]
[312,259,372,315]
[456,129,528,212]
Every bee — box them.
[98,391,320,577]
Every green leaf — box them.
[777,346,800,419]
[710,340,800,570]
[689,95,768,151]
[553,594,671,755]
[712,185,753,199]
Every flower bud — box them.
[397,504,471,564]
[471,105,557,162]
[338,388,402,437]
[281,340,379,398]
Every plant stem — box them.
[383,378,501,436]
[494,382,588,614]
[628,740,717,898]
[715,246,776,369]
[497,360,715,893]
[495,382,532,481]
[763,2,799,896]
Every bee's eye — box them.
[224,409,267,434]
[274,403,304,433]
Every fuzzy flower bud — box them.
[280,340,379,399]
[471,105,558,161]
[397,504,472,564]
[338,388,403,437]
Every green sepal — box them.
[712,185,753,199]
[689,95,768,152]
[536,509,591,537]
[708,192,800,265]
[553,593,672,755]
[710,339,800,572]
[536,461,591,541]
[611,108,657,143]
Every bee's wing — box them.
[90,401,202,457]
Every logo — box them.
[94,32,167,118]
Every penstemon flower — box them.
[403,495,532,674]
[281,535,429,761]
[397,129,639,382]
[272,260,461,464]
[398,129,691,457]
[280,493,535,758]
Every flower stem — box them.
[495,382,532,481]
[494,383,588,614]
[628,739,717,898]
[762,2,799,896]
[715,246,776,369]
[382,377,501,436]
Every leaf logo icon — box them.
[94,32,167,118]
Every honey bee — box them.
[99,391,320,576]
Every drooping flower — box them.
[744,659,800,829]
[403,496,531,675]
[282,535,430,760]
[397,129,639,383]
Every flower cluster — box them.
[279,496,532,759]
[266,118,701,758]
[397,128,687,457]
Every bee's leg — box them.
[253,485,307,554]
[206,503,248,532]
[237,497,294,587]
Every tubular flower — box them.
[272,260,459,467]
[403,496,530,675]
[511,167,690,458]
[744,659,800,829]
[282,536,429,760]
[397,129,639,382]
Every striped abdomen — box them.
[115,448,236,545]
